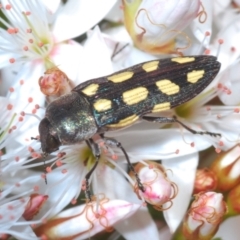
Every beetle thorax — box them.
[45,92,98,144]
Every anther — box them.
[215,148,221,153]
[234,108,239,113]
[9,87,14,93]
[9,58,15,63]
[5,4,11,10]
[7,104,13,110]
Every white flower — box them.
[0,0,116,100]
[0,97,46,239]
[35,126,213,237]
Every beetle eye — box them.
[45,134,60,153]
[39,118,60,154]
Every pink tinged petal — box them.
[163,153,199,232]
[183,192,227,240]
[132,162,177,210]
[123,0,200,54]
[190,0,212,47]
[34,199,140,239]
[52,0,117,42]
[215,215,240,239]
[114,207,160,240]
[23,194,48,220]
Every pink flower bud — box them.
[211,145,240,192]
[183,192,227,240]
[34,198,140,239]
[23,194,48,220]
[227,184,240,215]
[194,168,217,194]
[39,66,73,101]
[123,0,200,54]
[131,161,177,210]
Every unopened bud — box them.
[182,192,227,240]
[131,161,177,210]
[194,168,217,194]
[123,0,200,54]
[211,145,240,192]
[227,184,240,216]
[39,67,73,101]
[23,194,48,220]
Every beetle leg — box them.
[142,115,221,137]
[102,136,145,193]
[84,138,101,201]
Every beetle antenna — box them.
[43,152,48,184]
[111,43,129,60]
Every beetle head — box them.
[39,117,61,154]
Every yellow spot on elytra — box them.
[122,87,148,105]
[156,79,180,95]
[107,115,139,128]
[152,102,170,113]
[93,99,112,112]
[187,70,205,83]
[82,83,99,96]
[171,57,195,64]
[108,71,134,83]
[142,61,159,72]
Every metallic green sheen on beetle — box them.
[39,55,221,154]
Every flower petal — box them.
[114,207,160,240]
[92,162,140,203]
[109,128,211,161]
[50,41,84,82]
[76,27,114,83]
[34,200,140,239]
[41,0,61,13]
[215,215,240,239]
[52,0,117,42]
[162,153,199,232]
